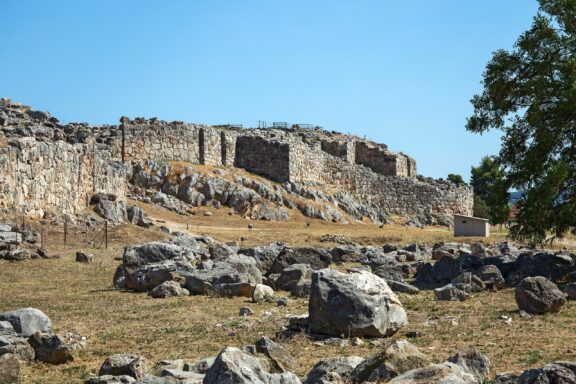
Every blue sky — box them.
[2,1,539,180]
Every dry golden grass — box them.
[0,207,574,383]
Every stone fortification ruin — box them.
[0,98,473,225]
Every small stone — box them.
[75,251,93,263]
[351,337,364,346]
[252,284,275,303]
[98,354,148,380]
[159,226,171,234]
[28,332,74,364]
[276,298,289,307]
[567,283,576,300]
[239,307,253,316]
[405,330,422,338]
[203,211,212,217]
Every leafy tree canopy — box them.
[447,173,466,185]
[470,156,510,225]
[467,0,576,244]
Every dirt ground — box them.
[0,205,574,383]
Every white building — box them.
[453,214,490,237]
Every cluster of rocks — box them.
[0,223,45,262]
[0,307,84,383]
[90,193,153,227]
[414,241,576,302]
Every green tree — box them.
[470,156,510,225]
[447,173,465,185]
[473,196,490,220]
[466,0,576,244]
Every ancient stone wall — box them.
[121,121,202,164]
[234,136,290,182]
[355,141,416,177]
[0,137,127,218]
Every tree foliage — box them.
[473,196,491,220]
[447,173,465,185]
[470,156,510,225]
[467,0,576,244]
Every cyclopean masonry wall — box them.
[0,99,473,222]
[0,137,127,218]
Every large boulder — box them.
[275,264,312,297]
[515,276,566,314]
[268,248,332,274]
[0,308,52,337]
[415,254,484,285]
[238,244,285,272]
[516,361,576,383]
[98,354,148,380]
[124,259,194,292]
[0,327,35,362]
[435,272,485,302]
[28,332,73,364]
[203,347,301,384]
[308,269,407,338]
[184,256,262,297]
[91,193,127,223]
[507,252,574,285]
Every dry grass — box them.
[0,208,574,383]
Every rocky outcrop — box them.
[308,269,407,338]
[515,276,566,314]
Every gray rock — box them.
[0,328,35,362]
[351,340,429,383]
[415,254,483,284]
[517,361,576,383]
[507,252,574,285]
[387,363,478,384]
[194,357,216,374]
[567,283,576,300]
[434,284,470,301]
[447,347,491,383]
[184,256,262,297]
[239,307,253,316]
[203,347,302,383]
[99,354,148,380]
[125,259,194,292]
[76,251,93,263]
[91,193,126,223]
[475,265,505,290]
[28,332,73,364]
[308,269,407,338]
[515,276,566,314]
[126,205,153,228]
[0,307,52,337]
[305,356,364,384]
[0,353,20,384]
[252,284,275,303]
[0,232,22,244]
[255,337,296,373]
[148,281,190,298]
[492,372,520,384]
[386,280,420,295]
[275,264,311,297]
[85,375,136,384]
[268,248,332,274]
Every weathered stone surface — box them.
[275,264,312,297]
[148,281,189,298]
[98,354,148,380]
[252,284,275,302]
[516,361,576,383]
[0,354,20,384]
[269,248,332,274]
[85,375,136,384]
[567,283,576,300]
[515,276,566,314]
[255,337,296,373]
[308,269,407,338]
[76,251,93,263]
[0,307,52,337]
[126,205,153,228]
[351,340,429,383]
[305,356,364,384]
[28,332,73,364]
[0,328,35,362]
[91,193,126,223]
[184,256,262,297]
[447,348,491,383]
[507,252,575,285]
[203,347,302,383]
